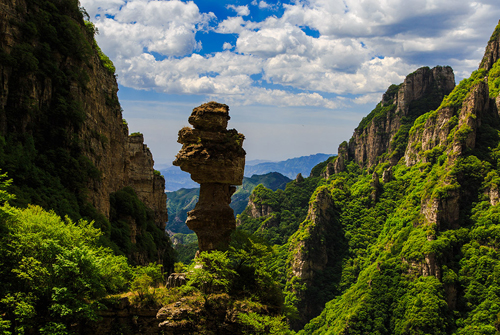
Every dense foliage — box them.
[0,175,131,334]
[238,175,322,246]
[236,30,500,333]
[109,187,175,269]
[180,232,296,334]
[231,172,292,214]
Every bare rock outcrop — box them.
[332,66,455,174]
[173,102,245,252]
[290,187,333,281]
[248,200,274,218]
[127,134,168,230]
[480,20,500,71]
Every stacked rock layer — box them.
[173,102,245,252]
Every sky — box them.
[80,0,500,167]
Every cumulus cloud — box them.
[215,87,341,109]
[80,0,500,109]
[353,93,384,105]
[257,1,270,9]
[226,4,250,16]
[84,0,214,57]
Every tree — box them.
[0,195,131,334]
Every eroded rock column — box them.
[173,102,245,252]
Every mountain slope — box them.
[300,23,500,333]
[238,19,500,333]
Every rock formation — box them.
[0,0,169,265]
[127,134,168,230]
[287,186,342,329]
[325,66,455,178]
[173,102,245,252]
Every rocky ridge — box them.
[287,186,339,328]
[285,66,457,326]
[326,66,455,176]
[285,20,500,332]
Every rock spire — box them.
[173,102,245,252]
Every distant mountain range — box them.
[166,172,291,234]
[244,153,334,178]
[161,153,334,191]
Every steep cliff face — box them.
[287,186,342,329]
[247,194,275,218]
[127,134,168,230]
[0,0,169,264]
[327,66,455,177]
[234,20,500,334]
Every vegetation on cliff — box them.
[0,0,174,332]
[0,0,100,222]
[0,0,173,269]
[237,20,500,333]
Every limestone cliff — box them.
[294,20,500,333]
[325,66,455,177]
[404,21,500,233]
[0,0,169,264]
[287,186,345,329]
[127,134,168,230]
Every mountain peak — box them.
[480,19,500,71]
[325,66,455,177]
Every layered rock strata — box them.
[325,66,455,177]
[173,102,245,252]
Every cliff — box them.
[286,186,345,329]
[326,66,455,176]
[297,19,500,333]
[0,0,170,265]
[236,19,500,334]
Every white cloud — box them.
[216,16,247,34]
[84,0,214,57]
[81,0,500,109]
[353,93,383,105]
[226,4,250,16]
[258,1,270,9]
[214,87,341,109]
[78,0,500,165]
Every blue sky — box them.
[80,0,500,167]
